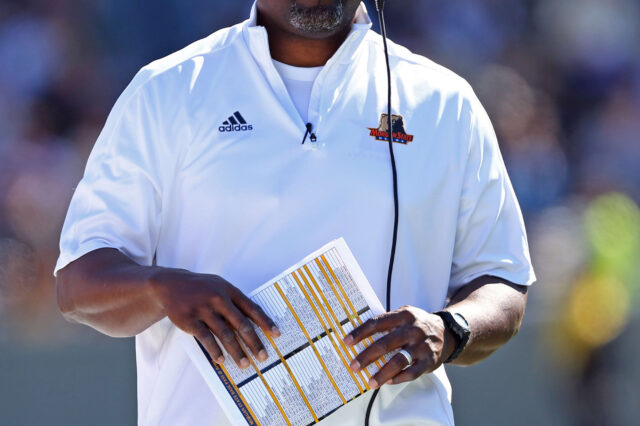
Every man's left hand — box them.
[343,306,456,389]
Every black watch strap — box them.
[435,311,471,363]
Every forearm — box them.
[445,275,528,365]
[57,247,280,366]
[345,275,529,387]
[56,248,169,337]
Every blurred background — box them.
[0,0,638,424]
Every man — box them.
[55,1,535,425]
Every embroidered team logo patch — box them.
[368,113,414,144]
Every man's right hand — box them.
[56,248,279,369]
[149,269,280,368]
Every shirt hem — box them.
[54,240,124,277]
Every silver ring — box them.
[398,349,413,366]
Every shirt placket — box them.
[243,18,371,151]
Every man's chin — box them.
[288,1,345,35]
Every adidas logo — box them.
[218,111,253,132]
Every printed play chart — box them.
[180,238,394,426]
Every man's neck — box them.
[258,16,352,67]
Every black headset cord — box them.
[365,1,397,425]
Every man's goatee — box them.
[289,1,344,33]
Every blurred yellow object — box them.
[583,192,640,295]
[566,193,640,350]
[567,274,630,348]
[547,192,640,368]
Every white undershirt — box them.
[272,59,323,123]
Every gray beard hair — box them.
[289,1,344,33]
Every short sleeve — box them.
[54,73,167,275]
[449,93,536,293]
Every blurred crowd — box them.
[0,0,249,339]
[0,0,638,422]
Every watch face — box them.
[453,313,469,328]
[436,311,471,363]
[452,313,471,337]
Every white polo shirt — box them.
[55,2,535,425]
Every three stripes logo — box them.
[218,111,253,132]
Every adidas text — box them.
[219,124,253,132]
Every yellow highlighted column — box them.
[274,282,348,404]
[244,353,291,426]
[264,333,319,423]
[302,265,372,388]
[292,271,365,394]
[316,257,385,371]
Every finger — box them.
[351,328,411,373]
[231,289,281,337]
[192,322,224,364]
[369,348,417,389]
[220,303,269,362]
[344,310,409,346]
[202,312,250,369]
[388,359,431,385]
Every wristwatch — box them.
[434,310,471,363]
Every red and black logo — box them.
[368,113,414,144]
